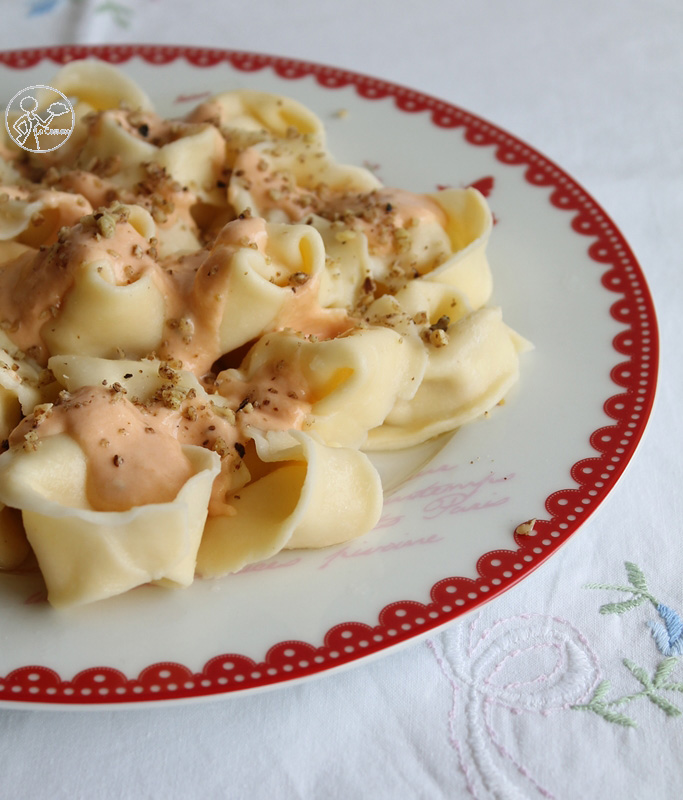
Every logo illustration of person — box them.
[12,95,70,151]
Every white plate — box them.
[0,46,658,709]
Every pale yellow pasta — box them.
[312,187,493,308]
[47,354,234,422]
[0,189,91,247]
[423,188,494,309]
[1,61,153,169]
[0,438,220,607]
[196,429,382,577]
[75,111,226,207]
[366,307,530,449]
[77,112,156,183]
[314,217,374,308]
[156,125,226,204]
[219,326,427,449]
[43,259,167,359]
[50,59,154,113]
[193,218,329,356]
[228,137,382,223]
[0,335,45,440]
[391,280,473,327]
[188,89,326,169]
[196,90,325,139]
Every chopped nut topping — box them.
[183,405,198,421]
[515,519,537,536]
[430,315,450,332]
[156,385,186,410]
[211,403,236,425]
[166,317,194,344]
[421,327,449,347]
[33,403,53,420]
[210,437,230,458]
[93,210,117,238]
[23,431,41,451]
[158,364,180,384]
[335,229,357,244]
[288,271,310,287]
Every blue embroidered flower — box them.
[648,604,683,656]
[26,0,132,28]
[577,563,683,727]
[27,0,63,16]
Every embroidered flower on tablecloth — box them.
[429,613,600,799]
[573,562,683,727]
[649,605,683,657]
[26,0,133,27]
[428,562,683,798]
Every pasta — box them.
[0,62,529,607]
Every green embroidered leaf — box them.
[595,705,637,728]
[592,680,611,702]
[653,657,679,688]
[599,597,646,615]
[607,693,643,707]
[625,562,649,593]
[647,693,682,717]
[585,583,638,593]
[660,682,683,693]
[624,659,652,688]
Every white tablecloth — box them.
[1,1,681,797]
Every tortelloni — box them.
[197,429,382,577]
[0,63,528,607]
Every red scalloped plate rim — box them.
[0,45,658,708]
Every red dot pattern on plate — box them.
[0,46,658,705]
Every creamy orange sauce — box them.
[0,199,354,376]
[231,147,319,221]
[9,387,195,512]
[0,186,93,249]
[100,109,177,146]
[272,275,354,340]
[51,171,116,210]
[8,355,315,516]
[215,359,312,434]
[186,101,224,127]
[156,218,269,373]
[0,211,159,363]
[159,217,353,374]
[230,147,447,257]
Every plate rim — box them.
[0,44,659,708]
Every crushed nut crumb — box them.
[515,519,537,536]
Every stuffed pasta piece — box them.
[0,362,221,608]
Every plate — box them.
[0,45,658,709]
